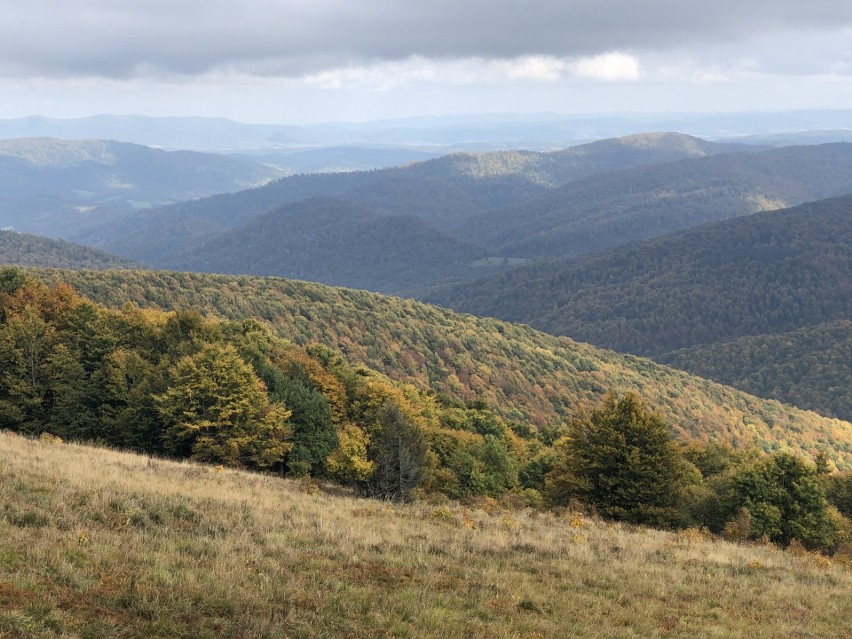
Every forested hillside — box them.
[166,197,491,296]
[0,137,282,238]
[431,195,852,356]
[0,230,138,270]
[453,142,852,257]
[28,267,852,469]
[659,321,852,422]
[3,268,851,566]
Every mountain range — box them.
[68,133,749,285]
[3,110,852,151]
[0,137,283,238]
[64,136,852,300]
[431,195,852,354]
[3,128,851,429]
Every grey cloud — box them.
[2,0,852,78]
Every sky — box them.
[2,0,852,123]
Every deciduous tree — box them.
[156,342,292,468]
[546,393,683,526]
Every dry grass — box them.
[1,431,850,639]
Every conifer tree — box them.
[363,400,427,502]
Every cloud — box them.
[301,53,640,92]
[499,56,566,82]
[571,53,641,81]
[2,1,852,80]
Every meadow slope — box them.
[1,431,849,639]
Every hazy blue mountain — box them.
[2,110,850,152]
[0,230,138,270]
[729,130,852,147]
[227,146,441,174]
[0,137,283,238]
[79,132,744,263]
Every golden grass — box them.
[1,430,850,639]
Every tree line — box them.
[1,268,849,552]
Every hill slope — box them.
[30,267,852,467]
[79,133,743,264]
[431,195,852,357]
[168,197,489,296]
[454,143,852,258]
[0,230,138,270]
[0,137,283,238]
[658,321,852,422]
[4,431,848,638]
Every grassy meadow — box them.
[1,430,850,639]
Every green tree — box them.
[155,342,292,468]
[42,343,98,440]
[825,471,852,519]
[0,306,56,432]
[546,393,683,527]
[448,434,518,498]
[721,452,836,550]
[362,400,427,502]
[99,347,164,452]
[272,371,336,477]
[0,266,26,298]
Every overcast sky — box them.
[2,0,852,123]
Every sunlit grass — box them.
[1,430,849,638]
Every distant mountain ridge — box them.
[73,137,852,300]
[3,110,851,151]
[75,132,750,285]
[453,142,852,258]
[0,137,283,239]
[0,230,138,270]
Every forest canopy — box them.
[1,267,849,551]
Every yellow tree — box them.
[156,342,292,468]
